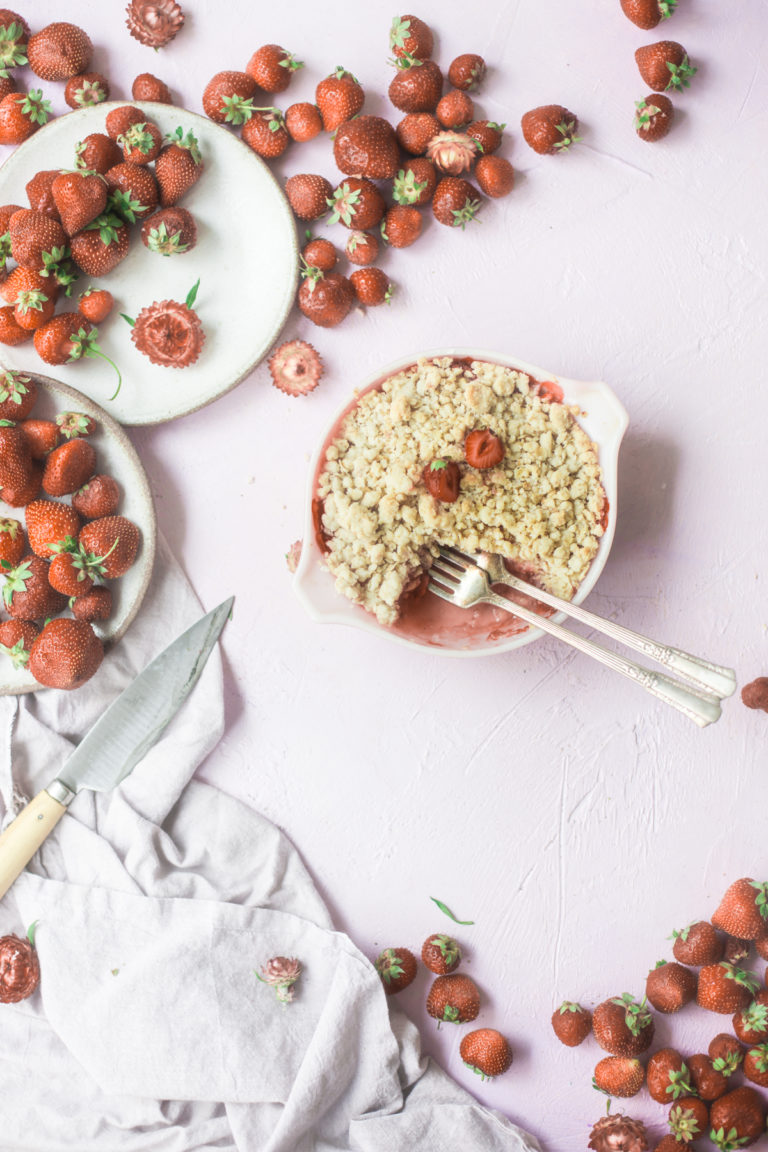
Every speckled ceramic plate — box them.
[0,102,298,425]
[0,372,156,694]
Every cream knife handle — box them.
[0,788,70,901]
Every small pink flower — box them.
[257,956,302,1004]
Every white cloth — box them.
[0,536,540,1152]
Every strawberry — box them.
[466,120,505,154]
[0,422,33,491]
[202,71,257,125]
[620,0,677,30]
[8,209,67,272]
[423,458,460,503]
[688,1052,729,1101]
[25,170,61,221]
[636,41,696,92]
[350,267,392,306]
[0,74,14,101]
[315,68,364,133]
[714,880,768,940]
[1,460,40,506]
[303,237,337,271]
[389,59,443,113]
[724,937,751,964]
[465,429,505,469]
[645,959,697,1013]
[426,973,480,1023]
[709,1033,746,1076]
[78,287,114,323]
[396,112,441,154]
[140,207,196,255]
[105,162,159,222]
[105,105,145,142]
[154,128,204,206]
[375,947,417,994]
[709,1086,766,1149]
[2,554,66,619]
[79,515,140,578]
[733,992,768,1043]
[14,287,55,330]
[757,929,768,960]
[0,517,24,565]
[42,438,95,497]
[392,158,436,206]
[0,618,38,668]
[0,307,30,345]
[48,544,94,597]
[298,271,355,328]
[327,178,385,230]
[246,44,303,94]
[241,108,289,159]
[475,155,514,198]
[33,314,89,365]
[72,474,120,519]
[671,921,724,966]
[381,204,422,248]
[0,370,36,419]
[131,73,172,104]
[19,418,58,458]
[333,115,399,180]
[0,90,51,145]
[743,1042,768,1087]
[646,1048,693,1103]
[390,15,434,62]
[70,214,130,276]
[71,584,112,622]
[2,268,52,307]
[742,679,768,712]
[0,202,23,233]
[697,962,760,1013]
[668,1099,709,1143]
[285,174,333,221]
[344,230,377,265]
[27,22,92,81]
[522,105,580,154]
[550,1001,592,1046]
[52,171,108,237]
[28,617,103,690]
[447,54,486,92]
[0,12,27,76]
[460,1029,512,1080]
[268,340,323,397]
[56,412,96,441]
[436,90,474,129]
[25,498,80,557]
[75,133,122,176]
[118,120,162,165]
[593,1056,644,1097]
[421,934,461,976]
[426,130,478,176]
[432,177,482,229]
[592,995,655,1056]
[64,71,109,109]
[284,102,322,142]
[634,94,675,143]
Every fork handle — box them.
[493,573,736,699]
[484,589,722,728]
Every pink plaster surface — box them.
[14,2,768,1147]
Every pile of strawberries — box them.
[374,929,513,1082]
[620,0,697,143]
[553,877,768,1151]
[0,368,140,690]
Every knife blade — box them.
[0,597,233,901]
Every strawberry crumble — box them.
[316,357,606,626]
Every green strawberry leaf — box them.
[430,896,474,924]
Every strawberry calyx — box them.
[84,212,125,246]
[669,924,693,943]
[710,1126,751,1151]
[0,370,32,406]
[635,99,662,129]
[1,557,32,608]
[0,229,12,261]
[108,188,144,224]
[145,220,191,256]
[164,127,203,166]
[279,51,303,73]
[666,1064,694,1098]
[0,22,27,77]
[218,93,256,126]
[450,196,482,230]
[748,880,768,918]
[252,106,286,133]
[40,247,79,295]
[658,0,678,17]
[55,411,93,439]
[0,636,31,669]
[669,1104,703,1141]
[557,1001,584,1014]
[375,948,406,984]
[666,55,697,91]
[18,90,52,127]
[464,1062,493,1082]
[749,1042,768,1072]
[331,65,360,85]
[712,1051,741,1077]
[15,288,48,316]
[117,122,157,155]
[611,993,651,1036]
[740,1001,768,1033]
[326,183,363,227]
[394,51,424,71]
[553,120,581,150]
[720,962,760,992]
[440,1004,460,1023]
[67,326,123,400]
[433,934,460,964]
[392,167,428,205]
[299,257,324,294]
[52,534,117,582]
[389,16,413,51]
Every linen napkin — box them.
[0,534,540,1152]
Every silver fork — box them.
[429,546,733,728]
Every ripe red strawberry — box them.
[421,933,461,975]
[27,22,92,81]
[0,369,36,419]
[0,89,51,145]
[303,237,337,272]
[75,133,123,176]
[426,973,479,1023]
[734,992,768,1044]
[25,170,61,220]
[0,202,23,233]
[8,209,67,272]
[757,929,768,960]
[423,458,460,503]
[327,178,385,230]
[432,177,482,229]
[71,584,112,622]
[0,423,33,492]
[2,269,52,308]
[0,11,28,73]
[79,515,140,578]
[645,959,697,1013]
[284,102,322,142]
[64,71,109,109]
[709,1086,766,1149]
[475,155,514,198]
[154,128,204,206]
[713,879,768,940]
[25,498,80,558]
[246,44,303,94]
[51,171,108,237]
[448,54,486,92]
[78,287,114,323]
[298,271,355,328]
[0,75,17,102]
[132,72,172,103]
[709,1033,746,1076]
[344,230,377,265]
[42,438,95,497]
[636,41,696,91]
[19,418,58,459]
[592,994,655,1056]
[466,120,505,154]
[48,546,94,597]
[396,112,441,154]
[392,158,436,206]
[375,947,417,994]
[72,474,120,519]
[0,618,38,669]
[1,460,41,506]
[333,115,399,180]
[522,105,580,154]
[743,1043,768,1088]
[724,936,751,964]
[14,287,55,330]
[28,617,103,690]
[381,204,422,248]
[118,120,162,165]
[688,1052,729,1101]
[55,412,96,440]
[671,920,724,965]
[593,1056,644,1097]
[241,108,289,159]
[436,90,474,130]
[0,306,30,345]
[550,1001,592,1046]
[105,104,144,142]
[460,1029,512,1080]
[620,0,677,30]
[105,162,159,221]
[33,314,86,365]
[646,1048,693,1103]
[668,1099,709,1143]
[315,68,364,133]
[268,340,323,397]
[635,94,675,142]
[70,214,130,276]
[202,70,257,125]
[697,962,760,1014]
[2,554,66,620]
[140,207,196,256]
[0,517,24,566]
[465,429,505,469]
[285,174,333,221]
[389,59,443,114]
[350,267,392,306]
[390,15,434,62]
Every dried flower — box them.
[125,0,184,49]
[257,956,302,1004]
[588,1112,649,1152]
[0,932,40,1003]
[128,282,204,368]
[426,131,478,175]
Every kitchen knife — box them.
[0,597,233,901]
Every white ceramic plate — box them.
[0,372,156,694]
[294,349,629,657]
[0,102,298,425]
